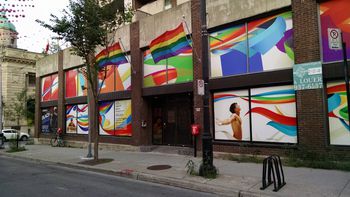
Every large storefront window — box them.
[327,81,350,145]
[99,99,132,136]
[98,57,131,93]
[66,104,89,134]
[41,107,58,133]
[143,49,193,87]
[210,11,294,78]
[65,67,88,98]
[214,85,297,143]
[41,74,58,101]
[320,0,350,63]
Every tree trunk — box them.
[93,99,99,160]
[86,52,99,161]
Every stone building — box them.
[35,0,350,158]
[0,15,43,135]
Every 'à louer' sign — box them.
[293,61,323,90]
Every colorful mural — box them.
[66,104,88,134]
[65,67,88,98]
[320,0,350,63]
[209,11,294,77]
[214,90,251,141]
[41,74,59,101]
[77,104,89,134]
[143,49,193,87]
[99,100,132,136]
[250,85,297,143]
[98,59,131,93]
[41,107,58,133]
[327,81,350,145]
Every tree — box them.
[4,88,32,127]
[37,0,133,160]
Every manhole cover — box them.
[147,165,172,170]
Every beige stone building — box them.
[0,16,43,135]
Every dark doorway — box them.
[152,94,193,146]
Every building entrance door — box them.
[152,94,193,146]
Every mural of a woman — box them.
[216,102,242,140]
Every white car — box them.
[0,129,30,141]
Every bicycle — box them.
[50,134,64,147]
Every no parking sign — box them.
[328,28,342,50]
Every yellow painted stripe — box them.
[150,31,186,52]
[121,68,131,82]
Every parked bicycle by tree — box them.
[50,128,64,147]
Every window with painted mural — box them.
[41,74,58,101]
[65,67,88,98]
[327,81,350,146]
[143,49,193,87]
[99,99,132,137]
[210,11,294,77]
[98,55,131,93]
[320,0,350,63]
[214,85,297,144]
[41,106,58,133]
[66,104,88,134]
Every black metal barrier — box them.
[260,155,286,192]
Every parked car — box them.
[0,129,30,141]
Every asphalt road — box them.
[0,156,217,197]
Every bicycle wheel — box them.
[58,139,64,147]
[50,137,58,147]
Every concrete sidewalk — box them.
[1,144,350,197]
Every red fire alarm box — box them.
[191,124,200,136]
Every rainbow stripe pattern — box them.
[149,23,192,63]
[95,42,128,68]
[327,81,350,145]
[99,100,132,136]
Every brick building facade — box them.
[35,0,350,158]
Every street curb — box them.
[0,152,277,197]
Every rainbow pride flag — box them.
[96,42,128,68]
[149,23,192,63]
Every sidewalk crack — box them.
[338,179,350,197]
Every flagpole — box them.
[182,16,194,48]
[118,38,131,63]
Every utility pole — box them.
[199,0,216,176]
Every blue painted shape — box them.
[248,52,263,72]
[267,121,297,137]
[221,49,247,76]
[327,94,341,113]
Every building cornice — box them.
[1,56,37,65]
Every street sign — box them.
[197,79,205,95]
[293,61,323,90]
[328,28,342,50]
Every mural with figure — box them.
[320,0,350,63]
[41,74,58,101]
[66,104,88,134]
[66,105,77,134]
[99,100,132,136]
[41,107,58,133]
[214,89,251,141]
[210,11,294,77]
[143,49,193,87]
[327,81,350,145]
[250,85,297,143]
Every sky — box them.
[2,0,70,53]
